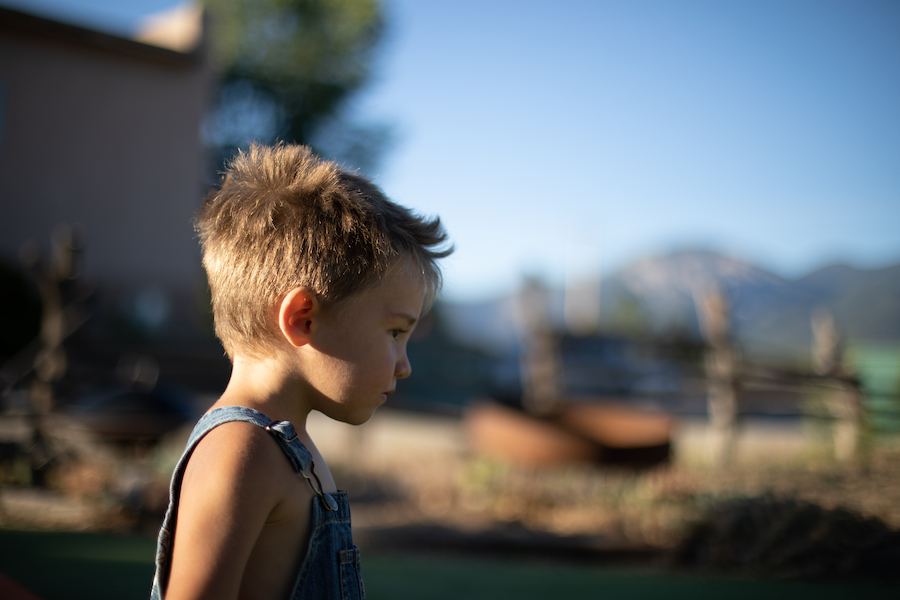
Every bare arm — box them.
[164,422,307,600]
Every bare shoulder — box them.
[167,420,313,600]
[189,420,287,477]
[180,420,314,537]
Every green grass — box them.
[0,529,896,600]
[0,529,157,600]
[362,554,898,600]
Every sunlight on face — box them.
[305,262,426,425]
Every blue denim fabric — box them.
[150,406,365,600]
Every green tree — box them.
[203,0,388,172]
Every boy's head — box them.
[197,143,452,360]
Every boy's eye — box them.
[391,328,409,339]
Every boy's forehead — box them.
[336,263,424,314]
[380,267,425,301]
[370,266,425,310]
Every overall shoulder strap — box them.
[193,406,339,511]
[188,406,313,473]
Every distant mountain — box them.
[602,250,900,359]
[438,249,900,363]
[598,249,785,335]
[760,262,900,348]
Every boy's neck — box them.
[215,351,313,429]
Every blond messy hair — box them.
[197,143,451,359]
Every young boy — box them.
[150,143,451,600]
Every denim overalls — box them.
[150,406,365,600]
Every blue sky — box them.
[10,0,900,301]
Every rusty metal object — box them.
[465,401,672,468]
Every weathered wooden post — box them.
[516,277,562,416]
[695,286,740,467]
[20,225,83,484]
[25,225,83,414]
[811,308,862,462]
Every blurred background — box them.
[1,1,899,598]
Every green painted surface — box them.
[0,528,896,600]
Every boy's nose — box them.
[395,352,411,380]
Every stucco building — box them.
[0,3,211,340]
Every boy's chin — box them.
[326,406,379,427]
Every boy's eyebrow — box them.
[389,312,418,327]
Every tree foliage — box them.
[203,0,388,172]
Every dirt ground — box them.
[2,407,899,578]
[315,409,900,515]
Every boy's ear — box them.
[278,287,319,347]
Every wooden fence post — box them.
[811,308,862,462]
[696,286,740,467]
[516,278,562,416]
